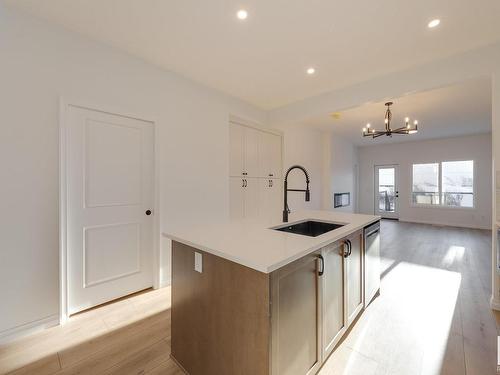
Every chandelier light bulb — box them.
[405,117,409,123]
[362,127,367,133]
[367,123,371,128]
[414,120,418,125]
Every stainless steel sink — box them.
[273,220,346,237]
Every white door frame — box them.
[374,164,399,219]
[59,97,161,324]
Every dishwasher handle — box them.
[366,228,380,238]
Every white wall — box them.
[0,7,267,336]
[358,134,492,229]
[491,69,500,308]
[324,134,358,213]
[271,126,358,215]
[273,125,325,212]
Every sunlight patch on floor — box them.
[441,246,465,268]
[322,261,461,375]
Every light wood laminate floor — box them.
[0,220,498,375]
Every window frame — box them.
[410,159,475,210]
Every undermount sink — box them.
[273,220,346,237]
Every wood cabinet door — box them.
[229,177,245,219]
[260,132,282,178]
[346,231,364,326]
[244,126,260,177]
[229,123,245,177]
[321,241,347,358]
[271,252,322,375]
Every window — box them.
[412,160,474,208]
[412,163,439,205]
[441,160,474,207]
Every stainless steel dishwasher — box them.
[364,221,381,306]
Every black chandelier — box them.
[362,102,418,138]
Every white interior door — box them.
[374,165,399,219]
[66,105,155,315]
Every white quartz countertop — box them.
[162,210,380,274]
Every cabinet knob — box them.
[145,210,152,216]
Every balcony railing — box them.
[411,191,473,207]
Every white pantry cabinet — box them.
[229,177,281,220]
[259,178,282,222]
[229,122,282,179]
[229,124,261,177]
[260,131,282,179]
[229,121,283,220]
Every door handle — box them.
[145,210,152,216]
[318,254,324,276]
[244,179,247,187]
[242,179,245,187]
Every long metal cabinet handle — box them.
[343,241,350,258]
[318,254,324,276]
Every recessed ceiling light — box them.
[428,19,440,28]
[237,9,248,20]
[307,67,315,75]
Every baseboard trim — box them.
[490,296,500,311]
[0,314,59,345]
[399,218,490,230]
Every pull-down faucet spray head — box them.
[283,165,311,222]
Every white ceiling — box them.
[3,0,500,109]
[302,77,492,146]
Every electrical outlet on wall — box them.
[194,252,203,273]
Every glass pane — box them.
[412,163,439,205]
[442,160,474,207]
[378,168,395,212]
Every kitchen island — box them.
[163,210,380,375]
